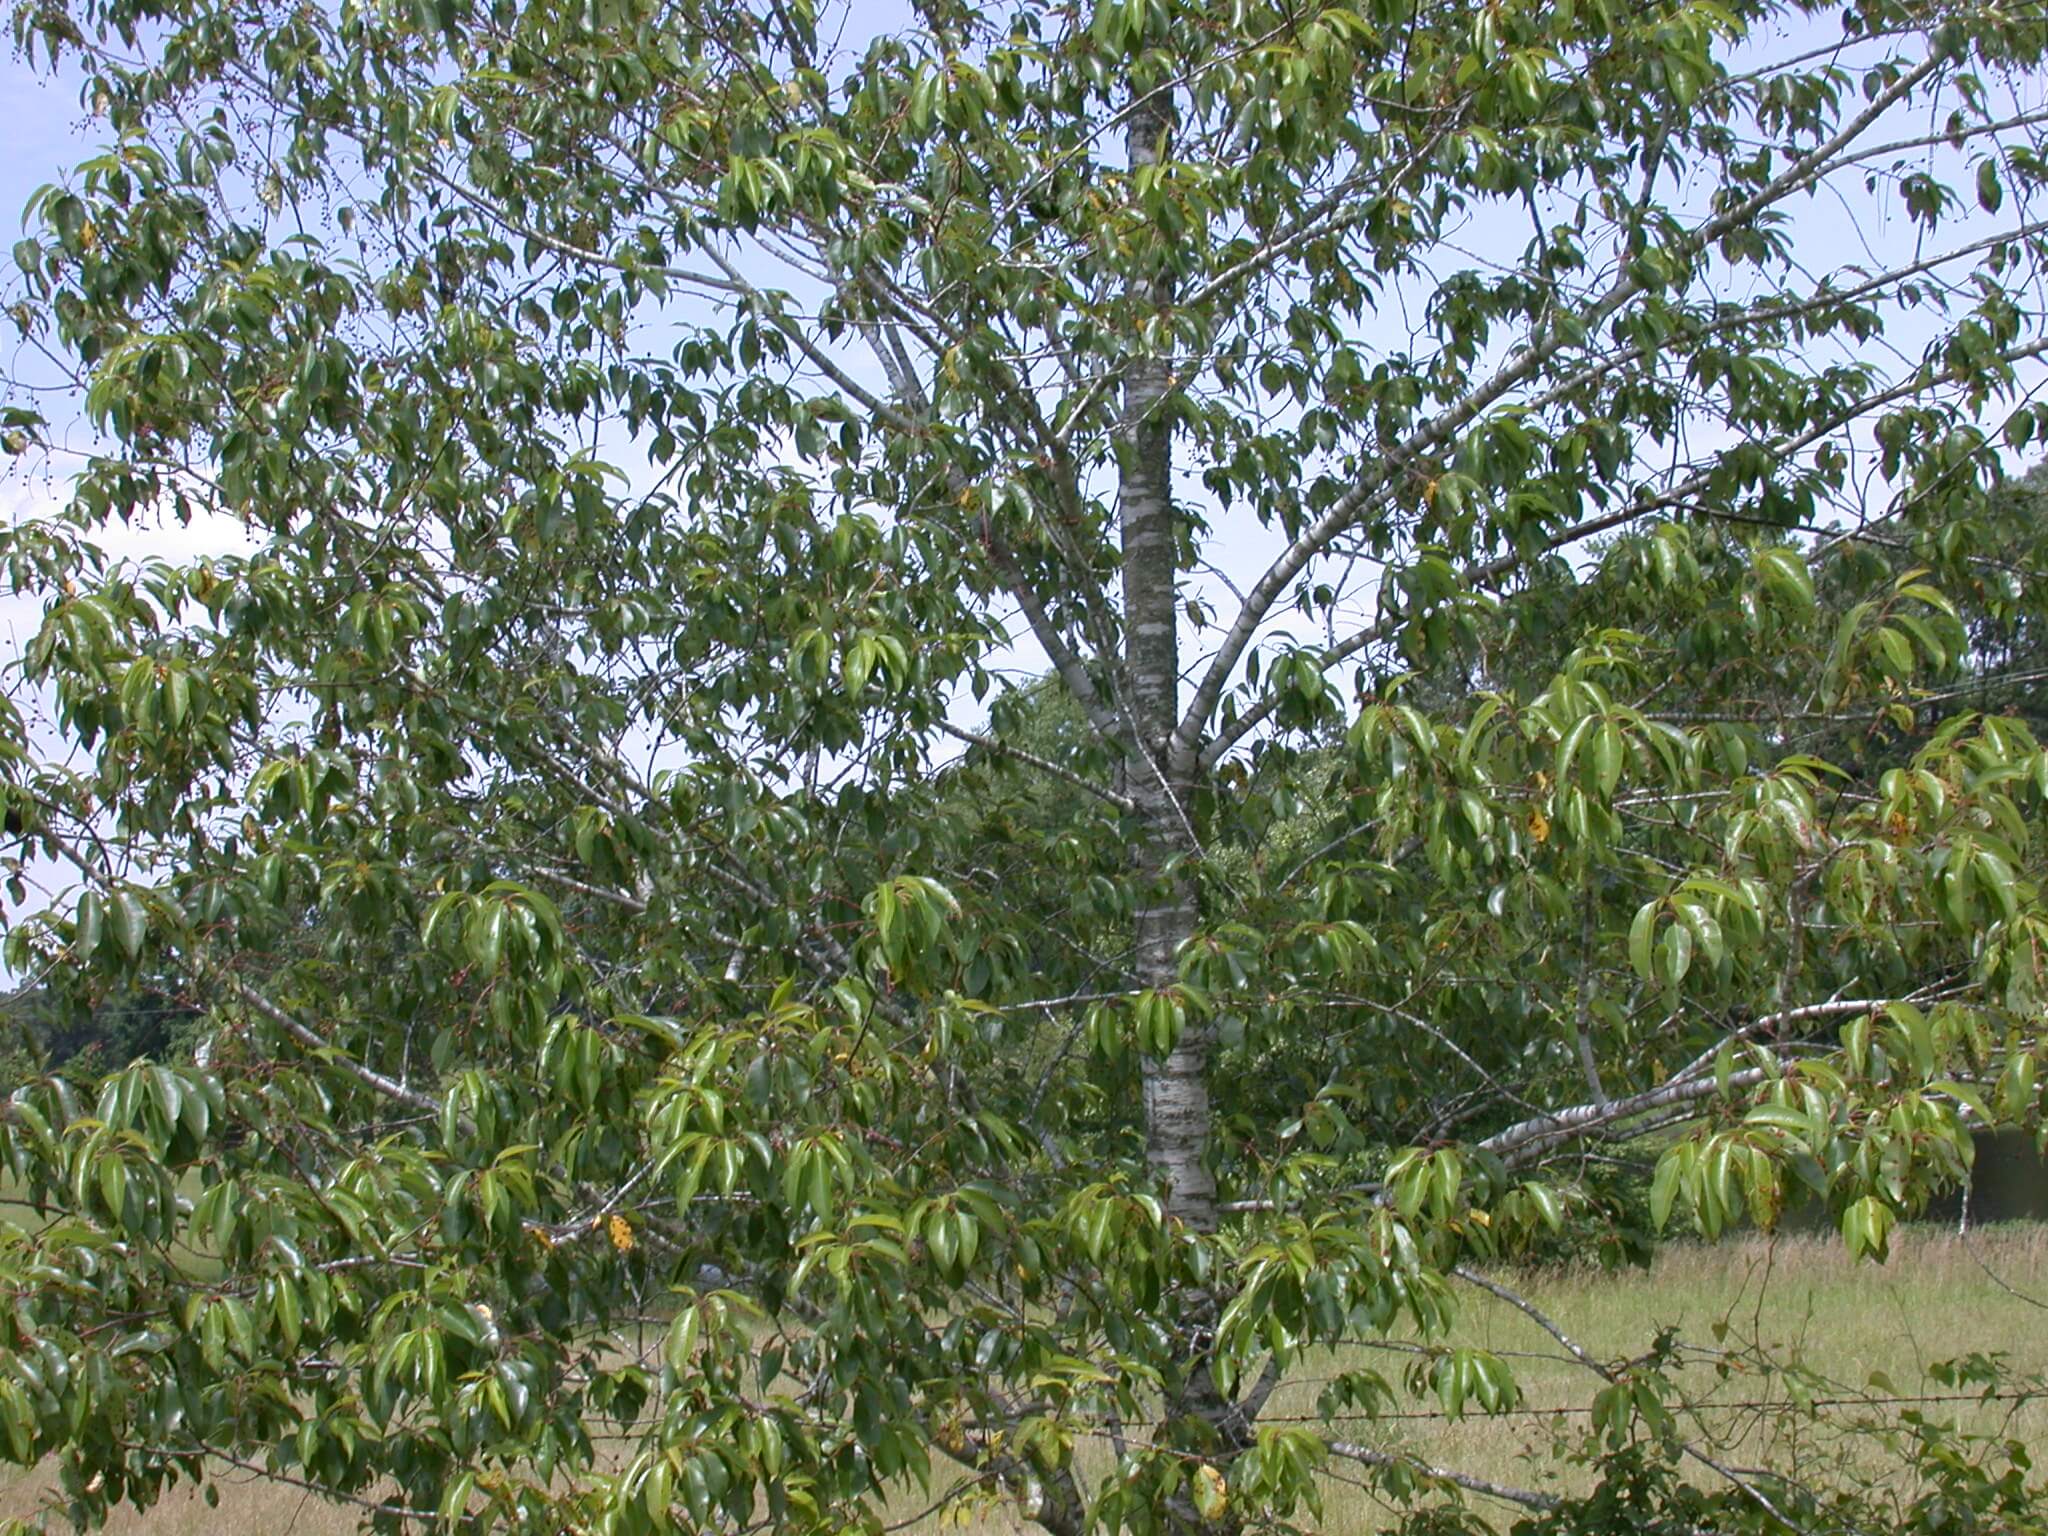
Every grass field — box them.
[1289,1222,2048,1528]
[4,1224,2045,1534]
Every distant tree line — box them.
[0,979,195,1088]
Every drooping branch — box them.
[1453,1266,1611,1380]
[995,544,1130,747]
[1198,501,1640,768]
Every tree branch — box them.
[231,981,446,1118]
[1477,998,1915,1170]
[1178,47,1952,756]
[934,719,1136,813]
[1325,1440,1558,1511]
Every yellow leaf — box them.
[1191,1465,1228,1521]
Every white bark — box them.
[1116,91,1217,1233]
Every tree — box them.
[5,0,2048,1530]
[0,977,194,1086]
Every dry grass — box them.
[0,1479,369,1536]
[1299,1221,2048,1527]
[5,1225,2046,1534]
[931,1224,2048,1535]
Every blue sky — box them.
[1,47,95,221]
[2,45,108,530]
[3,46,92,395]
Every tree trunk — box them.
[1117,90,1215,1235]
[1110,87,1247,1536]
[1113,89,1249,1536]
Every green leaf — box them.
[107,891,146,961]
[1628,900,1659,981]
[1841,1195,1893,1262]
[1649,1148,1684,1231]
[1592,720,1623,797]
[467,901,507,972]
[1978,158,2003,213]
[1660,918,1693,987]
[75,890,103,957]
[1755,546,1814,613]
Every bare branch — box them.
[1326,1440,1558,1511]
[1478,998,1918,1170]
[231,981,446,1118]
[934,720,1136,812]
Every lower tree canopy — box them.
[4,0,2048,1531]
